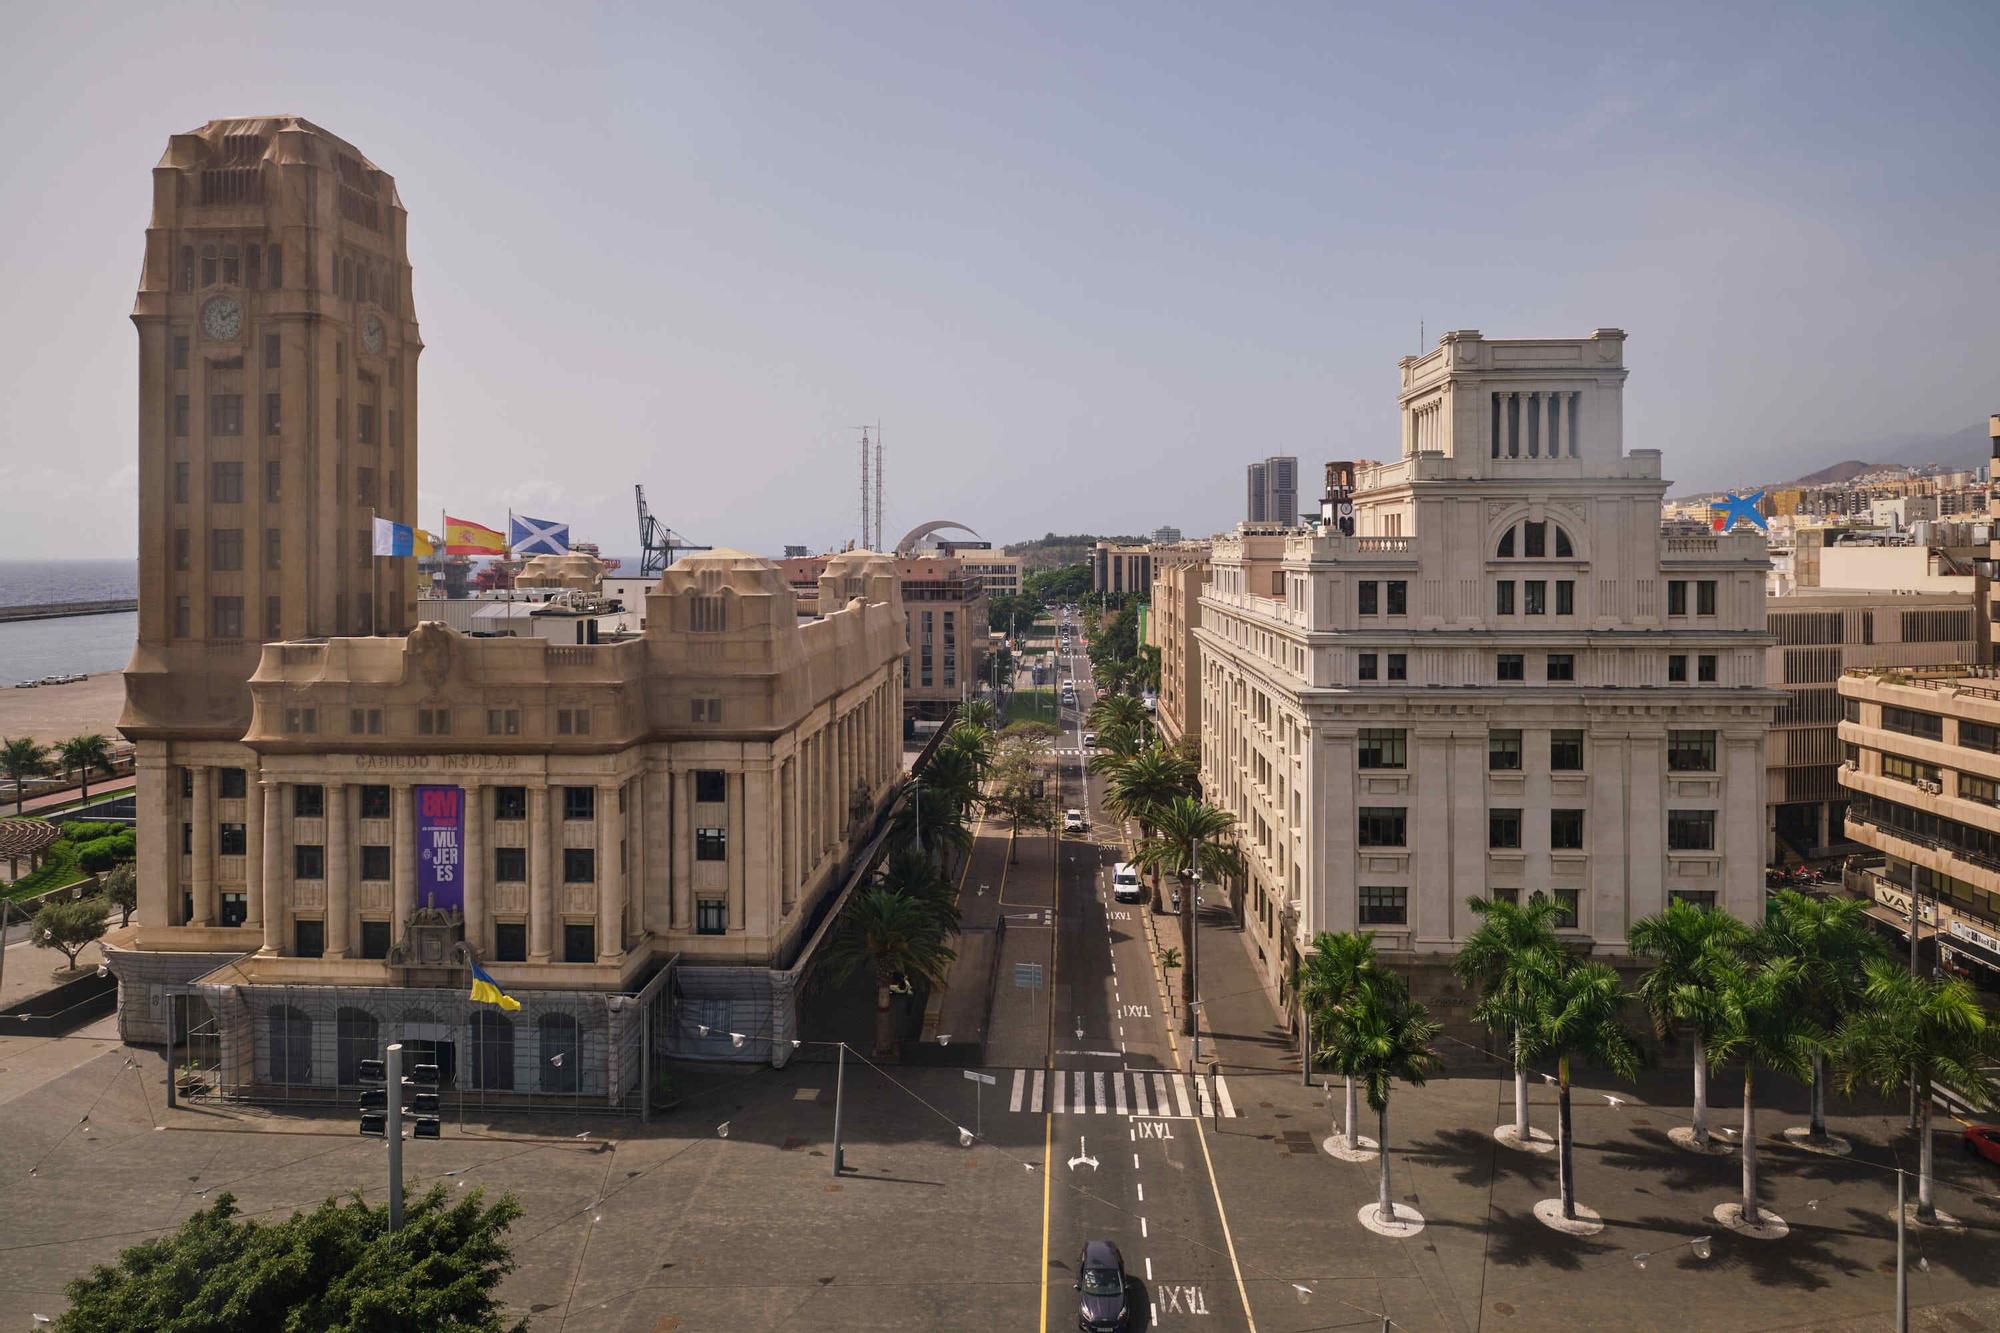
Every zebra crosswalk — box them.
[999,1067,1238,1118]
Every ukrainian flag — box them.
[468,959,521,1011]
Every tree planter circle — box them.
[1780,1127,1852,1156]
[1494,1124,1555,1154]
[1667,1126,1735,1155]
[1321,1132,1377,1162]
[1534,1199,1604,1236]
[1356,1201,1425,1237]
[1713,1202,1789,1239]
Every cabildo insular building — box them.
[109,119,907,1107]
[1196,330,1784,995]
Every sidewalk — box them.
[1145,902,1297,1077]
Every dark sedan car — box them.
[1075,1239,1130,1331]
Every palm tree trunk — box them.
[1741,1066,1759,1224]
[1514,1028,1530,1139]
[1692,1032,1710,1148]
[1181,885,1197,1037]
[1809,1053,1826,1139]
[1007,825,1018,864]
[1917,1089,1936,1223]
[1377,1101,1393,1224]
[1558,1054,1576,1220]
[1345,1075,1359,1144]
[874,982,895,1059]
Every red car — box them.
[1963,1124,2000,1167]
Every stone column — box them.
[1546,392,1562,460]
[597,782,623,960]
[627,773,646,943]
[463,779,486,957]
[259,781,284,953]
[642,766,670,936]
[671,769,693,931]
[326,781,351,957]
[1569,392,1581,455]
[742,766,770,939]
[136,751,177,927]
[528,785,552,960]
[245,767,265,930]
[391,781,415,938]
[1505,393,1519,457]
[781,756,797,915]
[190,765,215,924]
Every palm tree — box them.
[958,698,997,731]
[1102,745,1196,909]
[1,737,51,815]
[822,887,957,1058]
[1517,951,1643,1222]
[880,844,961,935]
[1455,895,1565,1146]
[1298,930,1380,1151]
[1088,692,1147,736]
[1838,961,2000,1223]
[55,734,115,804]
[1707,956,1821,1228]
[937,723,994,782]
[1096,658,1134,699]
[1325,971,1441,1228]
[1758,890,1885,1143]
[1134,796,1244,1035]
[1629,898,1750,1150]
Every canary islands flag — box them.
[468,958,521,1011]
[445,515,508,556]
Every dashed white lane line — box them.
[1136,1182,1144,1202]
[1133,1153,1139,1168]
[1011,1069,1026,1113]
[1145,1256,1152,1281]
[1140,1216,1148,1238]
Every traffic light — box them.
[358,1058,388,1136]
[405,1061,442,1141]
[359,1110,387,1137]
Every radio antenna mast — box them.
[873,423,883,554]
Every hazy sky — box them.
[3,1,1995,560]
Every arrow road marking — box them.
[1067,1136,1099,1171]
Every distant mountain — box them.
[1788,460,1897,487]
[1677,421,1990,495]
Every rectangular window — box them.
[1546,653,1575,682]
[359,920,391,960]
[264,595,281,640]
[264,528,281,571]
[293,843,325,878]
[1959,774,2000,806]
[494,786,527,821]
[691,698,722,723]
[217,767,246,798]
[1551,888,1580,929]
[1489,730,1523,771]
[563,923,596,963]
[218,823,246,856]
[1960,720,2000,752]
[690,596,727,632]
[268,245,282,288]
[1883,706,1944,741]
[486,708,519,736]
[173,528,190,570]
[563,786,594,821]
[209,394,243,436]
[494,922,527,961]
[357,784,390,819]
[1357,807,1406,847]
[173,462,189,503]
[1668,580,1689,616]
[1550,729,1584,771]
[263,332,280,367]
[1488,808,1522,849]
[1551,808,1585,850]
[563,847,596,883]
[293,918,324,958]
[1667,654,1687,683]
[1667,809,1717,851]
[1523,521,1546,558]
[173,394,189,437]
[212,461,244,504]
[1386,653,1407,682]
[294,784,324,818]
[1358,581,1379,616]
[1524,580,1547,615]
[283,706,317,734]
[211,529,243,570]
[1358,885,1407,926]
[1667,730,1717,772]
[1697,654,1718,683]
[1696,580,1717,616]
[1386,581,1407,616]
[265,460,281,502]
[1881,754,1942,786]
[1555,580,1575,615]
[555,707,592,736]
[173,596,191,638]
[1497,653,1524,682]
[171,334,189,370]
[1357,653,1378,682]
[696,827,727,861]
[1667,890,1717,910]
[1357,728,1406,770]
[360,844,391,880]
[210,596,243,639]
[494,847,527,882]
[1495,581,1515,615]
[695,770,727,803]
[697,899,728,935]
[417,707,451,736]
[263,392,281,435]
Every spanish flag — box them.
[468,958,521,1011]
[445,515,508,556]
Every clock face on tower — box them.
[362,314,385,355]
[200,296,242,342]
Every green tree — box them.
[1087,692,1147,736]
[1758,889,1885,1142]
[1,736,51,815]
[33,895,108,971]
[55,733,115,804]
[1516,952,1644,1222]
[1707,956,1821,1227]
[1324,971,1442,1228]
[957,698,998,732]
[824,886,958,1057]
[1838,961,2000,1223]
[1628,898,1749,1149]
[1134,796,1244,1034]
[1101,745,1196,909]
[986,593,1040,638]
[1455,895,1565,1145]
[57,1186,525,1333]
[1298,930,1380,1149]
[879,844,961,936]
[100,861,139,928]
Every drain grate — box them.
[1280,1130,1316,1154]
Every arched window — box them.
[336,1006,378,1085]
[178,247,194,293]
[1495,521,1576,560]
[201,245,218,288]
[221,242,239,286]
[268,1004,312,1085]
[470,1011,514,1091]
[539,1013,580,1093]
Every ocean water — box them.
[0,560,138,681]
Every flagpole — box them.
[369,508,379,636]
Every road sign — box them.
[1013,962,1043,988]
[963,1070,997,1086]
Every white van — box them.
[1111,862,1144,903]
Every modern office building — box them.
[1152,525,1184,545]
[1246,455,1299,526]
[1092,541,1153,596]
[1146,542,1210,753]
[1196,330,1783,995]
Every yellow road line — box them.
[1038,1103,1053,1333]
[1194,1116,1258,1332]
[1039,741,1062,1333]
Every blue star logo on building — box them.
[1710,490,1768,532]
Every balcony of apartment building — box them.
[1658,530,1771,569]
[1839,851,2000,985]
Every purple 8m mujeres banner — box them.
[415,784,465,914]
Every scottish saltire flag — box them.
[468,958,521,1012]
[510,514,571,556]
[371,515,416,556]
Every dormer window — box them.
[1495,520,1575,559]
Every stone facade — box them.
[1195,330,1783,990]
[779,554,989,723]
[1146,542,1210,753]
[1092,542,1153,596]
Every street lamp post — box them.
[831,1041,847,1176]
[1896,1168,1908,1333]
